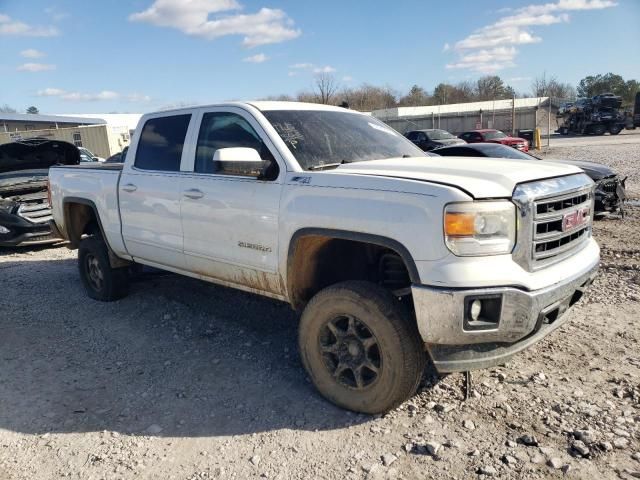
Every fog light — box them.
[0,225,10,234]
[464,295,503,331]
[470,299,482,321]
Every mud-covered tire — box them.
[298,281,426,413]
[78,236,129,301]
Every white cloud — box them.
[442,43,450,52]
[17,63,56,72]
[289,62,313,69]
[44,7,70,22]
[243,53,268,63]
[313,65,336,74]
[129,0,300,47]
[446,0,616,72]
[20,48,45,58]
[447,46,518,73]
[36,88,151,102]
[507,76,532,83]
[0,13,58,36]
[342,75,353,82]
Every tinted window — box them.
[406,131,418,141]
[135,114,191,171]
[195,112,273,174]
[437,147,484,157]
[473,144,536,160]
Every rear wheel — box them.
[78,236,129,301]
[592,124,606,136]
[298,281,426,413]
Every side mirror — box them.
[212,147,271,178]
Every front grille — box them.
[512,174,595,272]
[599,178,618,194]
[18,201,53,223]
[532,189,592,263]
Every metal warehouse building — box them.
[372,97,558,136]
[0,113,132,158]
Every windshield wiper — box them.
[308,159,350,171]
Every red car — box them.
[458,129,529,152]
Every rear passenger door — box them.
[119,112,195,270]
[179,107,284,295]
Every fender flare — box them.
[286,227,421,308]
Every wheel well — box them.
[287,234,414,311]
[63,202,100,248]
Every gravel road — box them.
[1,142,639,480]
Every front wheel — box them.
[298,281,426,413]
[609,124,622,135]
[78,236,129,301]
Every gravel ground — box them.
[1,142,639,480]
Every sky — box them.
[0,0,638,114]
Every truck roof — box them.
[146,101,361,117]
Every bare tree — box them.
[0,104,17,113]
[314,73,339,105]
[340,84,398,111]
[531,73,576,100]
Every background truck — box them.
[48,102,599,413]
[557,93,626,135]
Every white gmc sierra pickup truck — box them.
[49,102,599,413]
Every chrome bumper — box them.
[412,256,599,373]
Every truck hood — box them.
[330,156,583,198]
[0,139,79,174]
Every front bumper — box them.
[0,215,60,247]
[412,255,599,372]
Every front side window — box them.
[263,110,423,170]
[134,114,191,172]
[195,112,273,174]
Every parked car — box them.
[459,129,529,152]
[49,102,598,413]
[78,147,105,162]
[0,138,79,246]
[434,143,626,215]
[405,129,466,151]
[105,146,128,164]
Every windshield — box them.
[476,144,536,160]
[482,130,508,140]
[263,110,424,170]
[428,129,456,140]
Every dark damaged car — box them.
[0,138,80,247]
[433,143,626,215]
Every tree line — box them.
[266,72,639,112]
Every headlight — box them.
[444,201,516,256]
[0,200,17,214]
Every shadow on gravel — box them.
[0,256,370,438]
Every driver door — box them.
[179,107,284,295]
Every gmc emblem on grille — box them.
[562,207,589,232]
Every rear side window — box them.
[135,114,191,171]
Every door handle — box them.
[183,188,204,200]
[121,183,137,193]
